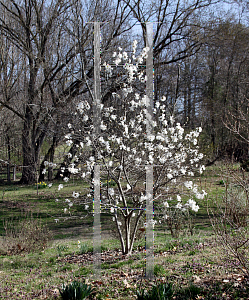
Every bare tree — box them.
[0,0,135,184]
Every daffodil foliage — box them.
[49,42,206,254]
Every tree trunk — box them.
[124,217,131,255]
[20,148,37,184]
[20,107,38,184]
[120,212,143,255]
[7,134,11,184]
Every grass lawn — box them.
[0,166,249,299]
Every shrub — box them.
[209,166,249,275]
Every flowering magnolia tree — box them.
[47,42,206,255]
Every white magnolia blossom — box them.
[108,188,115,196]
[58,184,63,191]
[186,199,200,212]
[199,165,205,174]
[126,184,131,190]
[83,115,89,122]
[68,165,79,174]
[132,40,138,53]
[66,140,73,146]
[167,173,173,179]
[177,195,181,202]
[164,201,169,208]
[176,202,182,209]
[184,181,193,189]
[72,191,80,198]
[195,190,208,200]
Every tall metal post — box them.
[93,21,101,278]
[146,22,154,279]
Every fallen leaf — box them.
[121,271,128,277]
[123,279,131,288]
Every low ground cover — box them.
[1,234,249,299]
[0,165,248,299]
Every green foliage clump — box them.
[78,242,89,254]
[137,281,205,300]
[34,181,47,189]
[59,280,95,300]
[102,179,116,187]
[175,283,203,299]
[77,241,93,254]
[218,179,225,186]
[153,264,165,277]
[4,186,20,191]
[137,282,173,300]
[56,244,69,257]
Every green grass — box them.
[0,165,248,299]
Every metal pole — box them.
[93,21,101,278]
[146,22,154,279]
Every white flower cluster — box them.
[68,163,79,174]
[54,189,82,215]
[44,161,56,168]
[42,161,56,174]
[57,42,207,245]
[186,199,199,212]
[76,100,90,114]
[106,40,148,84]
[184,181,207,200]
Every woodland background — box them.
[0,0,249,184]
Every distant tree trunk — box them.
[7,134,11,184]
[20,126,37,184]
[20,146,37,184]
[20,107,41,184]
